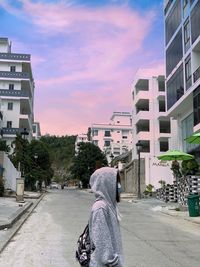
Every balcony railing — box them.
[0,71,30,79]
[193,66,200,83]
[2,127,21,135]
[0,53,30,61]
[0,89,30,97]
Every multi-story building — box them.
[132,70,174,188]
[0,37,34,147]
[91,112,132,163]
[75,133,89,154]
[32,122,41,140]
[164,0,200,154]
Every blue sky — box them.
[0,0,165,135]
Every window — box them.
[191,0,200,44]
[33,125,36,133]
[160,141,169,152]
[193,85,200,126]
[159,100,166,112]
[104,140,110,147]
[183,0,188,7]
[166,29,183,77]
[7,102,13,110]
[10,66,16,72]
[122,136,128,139]
[167,64,184,110]
[158,80,165,91]
[183,0,189,17]
[93,130,98,136]
[165,0,181,45]
[159,120,171,133]
[185,55,192,90]
[184,19,190,52]
[7,121,12,128]
[117,121,120,123]
[9,84,14,90]
[182,113,196,152]
[104,130,111,137]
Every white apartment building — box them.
[132,70,174,188]
[164,0,200,154]
[91,112,132,163]
[75,133,89,154]
[0,38,34,147]
[33,122,41,140]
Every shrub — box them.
[0,178,4,197]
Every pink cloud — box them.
[1,1,162,136]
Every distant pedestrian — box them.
[79,180,83,189]
[89,167,124,267]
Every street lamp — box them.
[110,153,114,167]
[16,128,29,202]
[136,140,143,199]
[21,127,29,141]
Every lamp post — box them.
[16,128,29,202]
[136,141,143,199]
[110,153,114,167]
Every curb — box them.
[0,201,33,230]
[0,193,46,254]
[160,210,200,225]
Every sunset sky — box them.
[0,0,165,136]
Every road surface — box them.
[0,189,200,267]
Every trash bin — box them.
[187,194,200,217]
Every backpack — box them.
[75,223,95,266]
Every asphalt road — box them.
[0,189,200,267]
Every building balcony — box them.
[19,115,32,130]
[158,134,171,140]
[0,89,30,98]
[0,53,30,61]
[2,127,21,135]
[0,71,30,80]
[157,92,165,100]
[135,111,151,124]
[137,131,150,141]
[134,91,150,105]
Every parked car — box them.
[50,182,59,189]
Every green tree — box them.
[181,159,199,176]
[10,137,53,191]
[40,135,76,182]
[70,142,108,187]
[0,140,10,153]
[25,139,54,190]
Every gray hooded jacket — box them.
[89,167,124,267]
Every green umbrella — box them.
[157,150,194,161]
[185,132,200,144]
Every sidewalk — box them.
[120,193,200,225]
[0,191,42,230]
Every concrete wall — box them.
[0,151,20,191]
[123,158,145,194]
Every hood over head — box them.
[90,167,118,207]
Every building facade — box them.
[75,133,89,154]
[32,122,41,140]
[132,70,174,188]
[91,112,132,163]
[0,38,34,147]
[164,0,200,154]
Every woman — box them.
[89,167,124,267]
